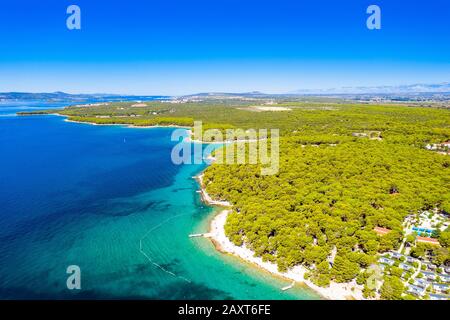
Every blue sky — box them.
[0,0,449,95]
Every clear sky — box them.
[0,0,449,95]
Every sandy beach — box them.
[208,210,364,300]
[195,157,363,300]
[195,163,366,300]
[195,174,232,207]
[195,175,365,300]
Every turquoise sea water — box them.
[0,102,320,299]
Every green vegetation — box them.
[67,116,194,127]
[22,99,450,287]
[440,228,450,247]
[410,242,449,265]
[380,276,405,300]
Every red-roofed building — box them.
[374,226,391,236]
[416,236,441,246]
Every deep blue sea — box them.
[0,100,320,299]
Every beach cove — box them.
[196,172,364,300]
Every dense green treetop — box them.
[22,100,450,280]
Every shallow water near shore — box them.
[0,104,320,299]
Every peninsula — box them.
[20,95,450,300]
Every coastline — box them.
[63,117,191,130]
[197,174,365,300]
[195,174,233,207]
[32,111,364,300]
[39,113,263,144]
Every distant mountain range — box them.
[1,83,450,101]
[290,83,450,95]
[0,91,168,101]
